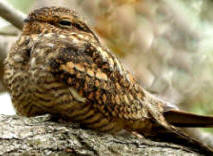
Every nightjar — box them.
[4,7,213,154]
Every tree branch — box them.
[0,0,26,30]
[0,114,201,156]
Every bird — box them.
[3,7,213,155]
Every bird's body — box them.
[5,23,157,135]
[4,7,213,154]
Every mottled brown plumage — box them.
[4,7,213,154]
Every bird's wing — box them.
[44,35,213,154]
[48,36,151,120]
[47,35,213,128]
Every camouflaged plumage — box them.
[4,7,213,155]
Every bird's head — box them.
[23,7,99,41]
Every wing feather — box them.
[47,36,149,120]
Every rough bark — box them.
[0,114,200,156]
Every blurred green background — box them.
[6,0,34,12]
[1,0,213,135]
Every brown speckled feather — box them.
[4,7,213,155]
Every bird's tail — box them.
[159,110,213,155]
[143,121,213,155]
[162,110,213,155]
[163,109,213,127]
[141,91,213,155]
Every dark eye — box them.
[59,20,72,26]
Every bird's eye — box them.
[59,20,72,27]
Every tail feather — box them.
[163,109,213,127]
[141,92,213,154]
[146,124,213,155]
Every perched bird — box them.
[4,7,213,155]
